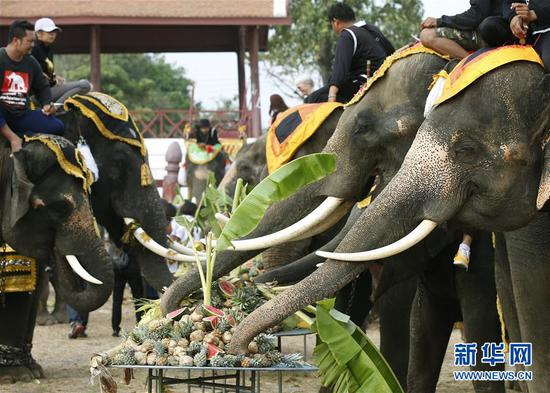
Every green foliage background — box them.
[56,53,193,110]
[265,0,423,83]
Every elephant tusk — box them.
[316,220,438,262]
[213,197,346,251]
[167,237,207,258]
[215,213,230,224]
[65,255,103,285]
[123,218,202,262]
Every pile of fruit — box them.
[107,304,304,368]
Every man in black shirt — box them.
[0,20,63,152]
[307,3,392,104]
[420,0,505,59]
[194,118,220,147]
[32,18,91,103]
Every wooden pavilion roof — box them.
[0,0,290,53]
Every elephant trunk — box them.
[228,149,461,353]
[124,185,175,292]
[160,183,327,313]
[54,204,114,312]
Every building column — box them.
[237,26,246,112]
[90,25,101,91]
[248,26,261,137]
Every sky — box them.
[164,0,469,129]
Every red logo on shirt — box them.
[2,71,29,93]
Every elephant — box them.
[219,134,267,197]
[228,58,550,392]
[33,98,177,325]
[0,138,114,383]
[186,143,227,202]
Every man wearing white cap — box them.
[32,17,91,103]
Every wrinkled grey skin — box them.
[231,63,550,392]
[0,141,114,383]
[61,110,174,292]
[187,150,227,202]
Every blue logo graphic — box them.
[454,343,477,367]
[481,342,506,366]
[509,343,532,367]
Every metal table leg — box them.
[148,368,153,393]
[278,370,283,393]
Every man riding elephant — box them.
[0,20,64,153]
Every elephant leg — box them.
[407,278,456,393]
[0,263,45,383]
[334,269,372,326]
[505,213,550,393]
[378,277,417,391]
[455,232,505,393]
[50,266,68,324]
[35,268,56,326]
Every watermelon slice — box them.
[226,314,237,327]
[218,280,236,298]
[207,344,222,360]
[202,304,225,317]
[166,307,189,321]
[203,315,219,329]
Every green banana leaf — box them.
[312,299,404,393]
[215,153,336,251]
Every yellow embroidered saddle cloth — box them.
[187,142,223,165]
[0,245,37,293]
[23,134,93,193]
[64,92,154,186]
[266,102,343,174]
[435,45,543,106]
[345,43,450,108]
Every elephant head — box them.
[60,109,174,291]
[0,140,114,312]
[161,50,450,313]
[219,134,268,196]
[227,61,550,353]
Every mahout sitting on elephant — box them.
[0,136,114,383]
[229,47,550,392]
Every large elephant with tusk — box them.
[0,139,114,383]
[229,57,550,392]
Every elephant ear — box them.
[536,75,550,210]
[10,150,34,227]
[537,145,550,210]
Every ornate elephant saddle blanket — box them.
[434,45,543,107]
[266,102,343,174]
[64,92,147,158]
[345,43,450,108]
[187,142,223,165]
[23,134,94,193]
[0,245,37,293]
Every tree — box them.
[265,0,423,83]
[55,53,193,110]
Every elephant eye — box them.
[454,143,480,164]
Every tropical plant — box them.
[313,299,404,393]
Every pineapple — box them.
[187,341,205,355]
[240,356,252,368]
[254,334,276,354]
[276,353,304,368]
[249,354,272,368]
[193,349,207,366]
[153,341,166,356]
[130,324,149,344]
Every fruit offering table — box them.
[110,363,318,393]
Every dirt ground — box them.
[3,289,510,393]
